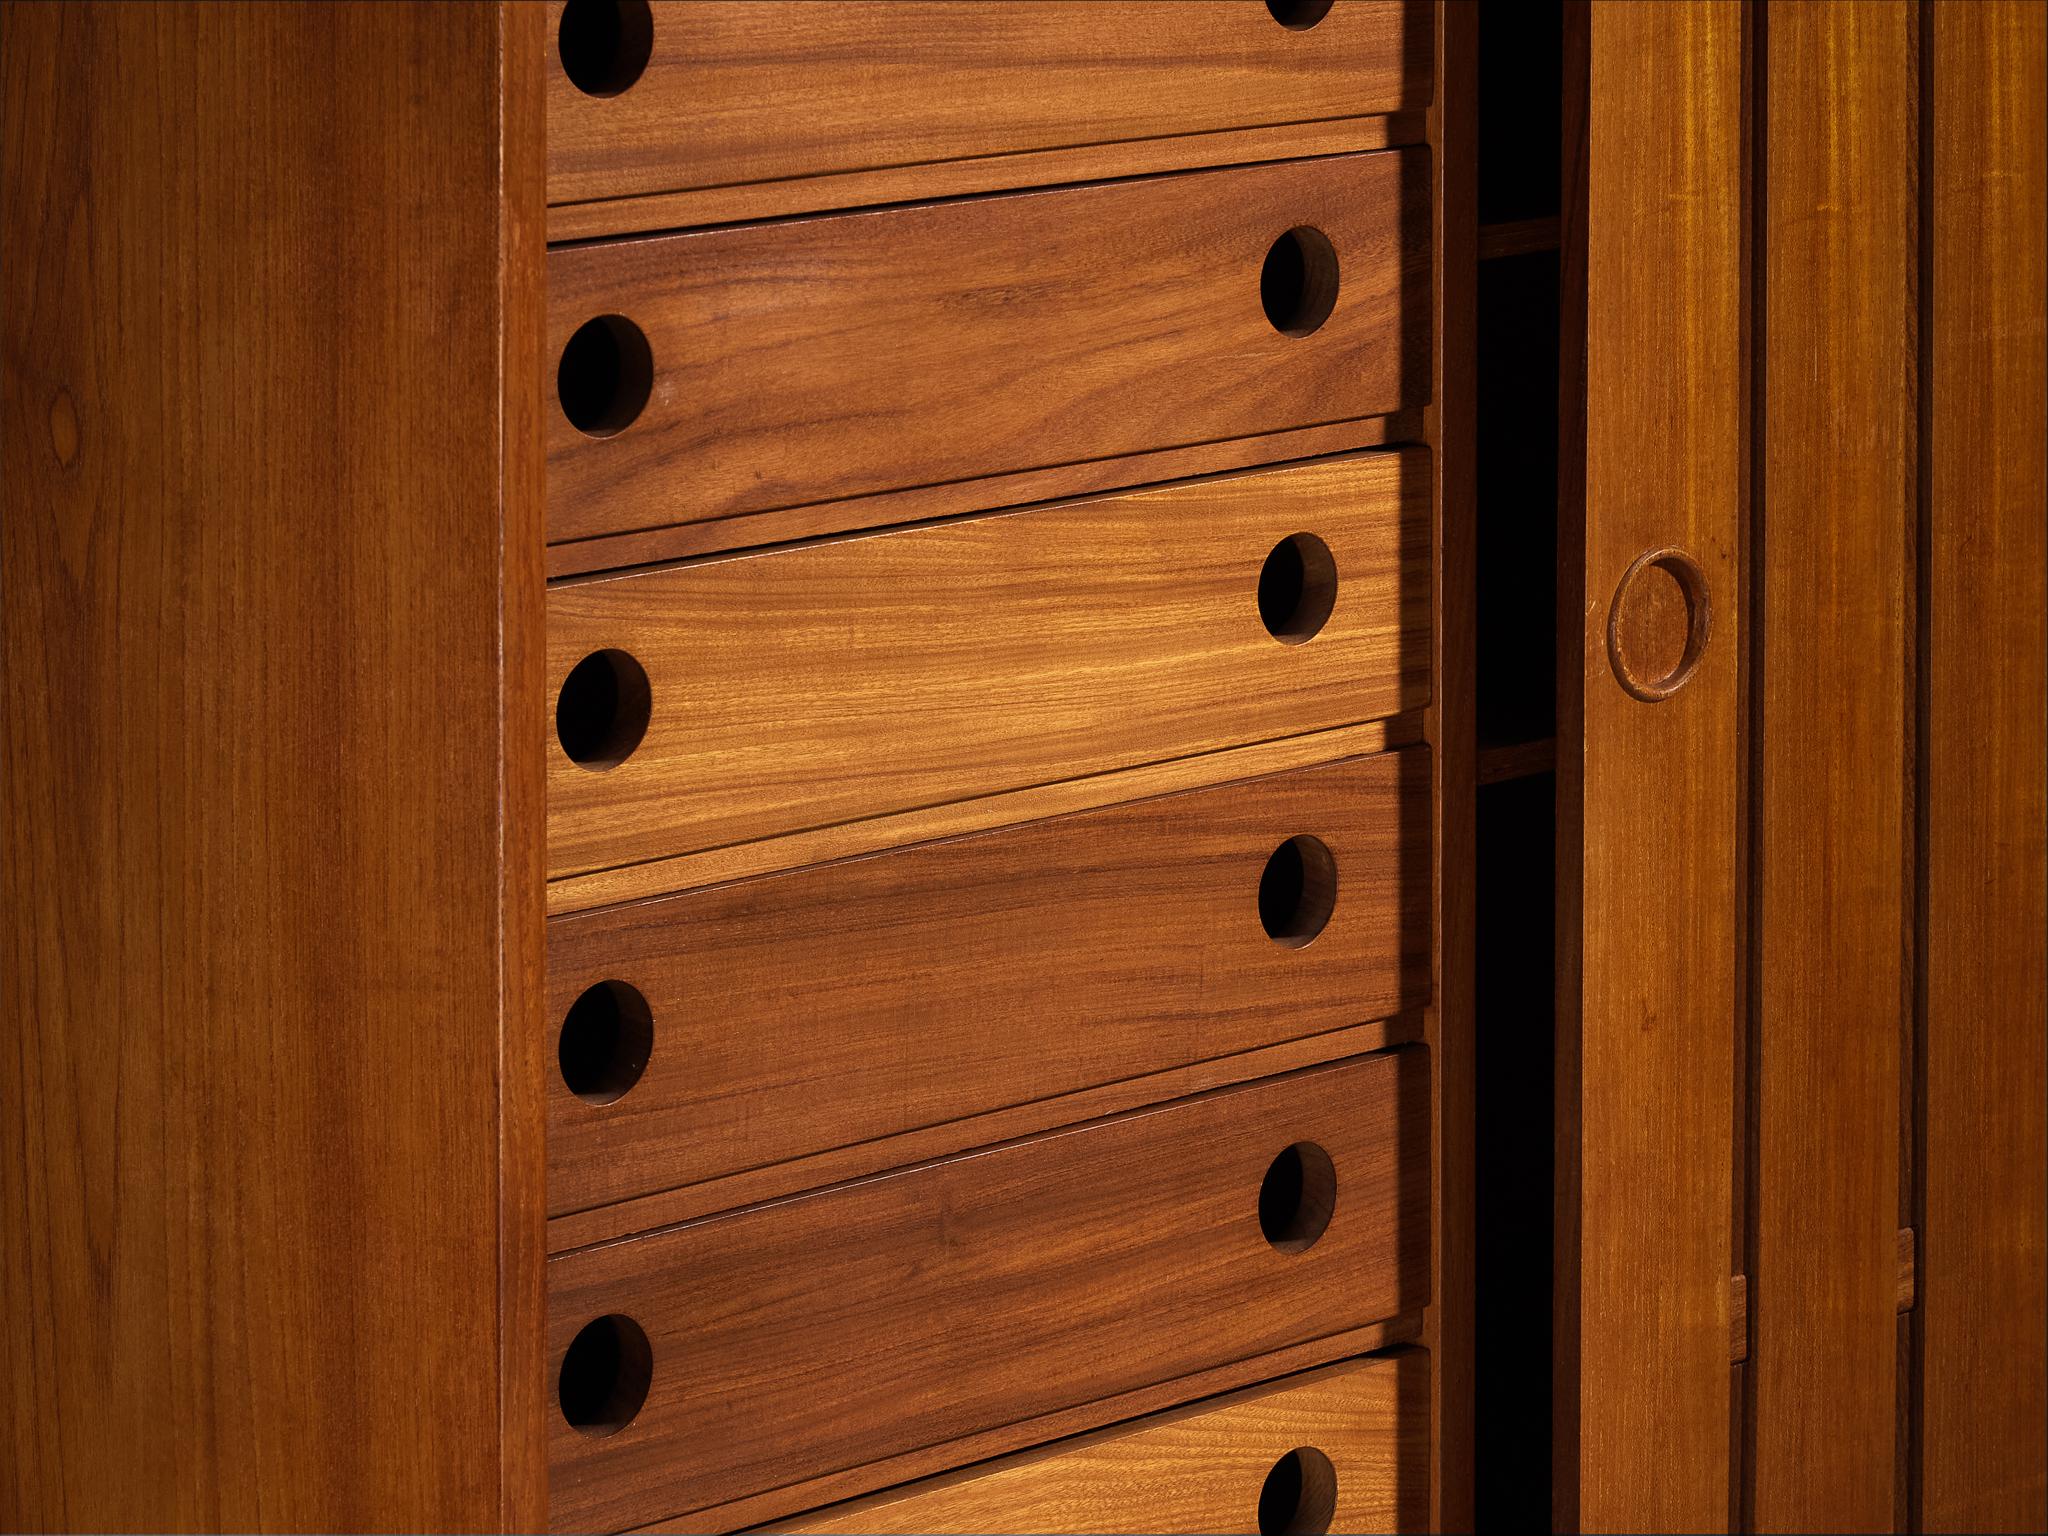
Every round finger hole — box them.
[556,648,651,770]
[1258,533,1338,644]
[1259,1141,1338,1254]
[1258,1446,1339,1536]
[558,980,653,1105]
[1266,0,1337,29]
[1606,546,1713,702]
[558,1314,652,1437]
[558,0,654,98]
[558,314,654,437]
[1258,835,1338,948]
[1261,226,1340,336]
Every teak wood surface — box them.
[1556,2,1743,1529]
[545,414,1425,579]
[770,1352,1429,1536]
[1422,3,1477,1523]
[1750,3,1913,1526]
[551,119,1427,249]
[547,1052,1429,1533]
[547,751,1430,1226]
[0,2,547,1529]
[547,716,1412,918]
[545,0,1430,225]
[1919,1,2048,1527]
[546,451,1432,885]
[545,153,1430,550]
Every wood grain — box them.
[769,1352,1430,1535]
[1424,3,1478,1525]
[547,115,1428,245]
[552,1012,1425,1254]
[0,3,545,1528]
[547,716,1412,915]
[544,413,1423,579]
[1919,1,2048,1527]
[547,1052,1429,1532]
[546,451,1432,883]
[1556,3,1744,1529]
[1730,1233,1919,1367]
[545,153,1431,547]
[545,0,1431,221]
[498,5,553,1528]
[1553,5,1591,1520]
[640,1318,1423,1536]
[1750,5,1912,1527]
[547,750,1429,1222]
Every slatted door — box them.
[1557,3,2046,1531]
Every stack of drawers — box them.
[539,3,1441,1531]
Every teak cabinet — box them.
[2,3,2041,1533]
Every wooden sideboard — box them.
[3,3,2041,1532]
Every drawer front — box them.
[546,452,1431,881]
[547,751,1430,1220]
[546,2,1431,208]
[775,1353,1430,1536]
[546,1052,1428,1531]
[545,154,1429,546]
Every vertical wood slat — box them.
[496,2,552,1527]
[1558,4,1744,1529]
[0,4,546,1527]
[1428,3,1478,1528]
[1919,2,2048,1528]
[1750,3,1914,1528]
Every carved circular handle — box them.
[1607,546,1713,702]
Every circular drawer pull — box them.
[559,1314,653,1438]
[1258,532,1338,644]
[1267,0,1336,30]
[558,0,654,98]
[1259,1446,1339,1536]
[1607,545,1713,702]
[559,980,654,1105]
[1259,1141,1337,1253]
[1262,227,1340,337]
[556,647,651,771]
[558,314,654,438]
[1259,835,1338,948]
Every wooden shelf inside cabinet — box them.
[1477,737,1558,786]
[1478,217,1561,261]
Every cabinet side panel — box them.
[0,3,538,1527]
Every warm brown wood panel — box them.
[1920,2,2048,1528]
[546,452,1431,886]
[548,118,1427,248]
[545,154,1430,550]
[545,0,1431,219]
[545,415,1424,579]
[1751,5,1912,1527]
[549,717,1408,917]
[1424,4,1477,1525]
[772,1353,1430,1536]
[547,1052,1429,1532]
[1557,2,1743,1529]
[548,750,1429,1222]
[0,3,546,1528]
